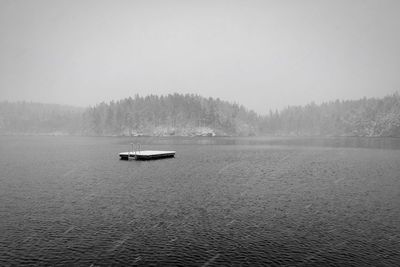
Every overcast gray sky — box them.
[0,0,399,114]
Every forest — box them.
[0,93,399,137]
[0,102,83,135]
[81,94,260,136]
[261,93,400,137]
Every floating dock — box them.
[119,150,176,160]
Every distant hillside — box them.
[0,102,83,135]
[82,94,260,136]
[1,93,400,137]
[262,93,400,137]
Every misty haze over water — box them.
[1,0,400,266]
[1,0,400,112]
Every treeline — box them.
[82,94,260,136]
[262,93,400,137]
[0,102,83,135]
[0,94,261,136]
[1,93,399,137]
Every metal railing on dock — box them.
[131,143,142,159]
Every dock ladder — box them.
[131,143,142,159]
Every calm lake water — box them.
[1,136,400,266]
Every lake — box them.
[1,136,400,266]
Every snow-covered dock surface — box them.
[119,150,175,160]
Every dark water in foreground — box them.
[1,136,400,266]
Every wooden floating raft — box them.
[119,150,176,160]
